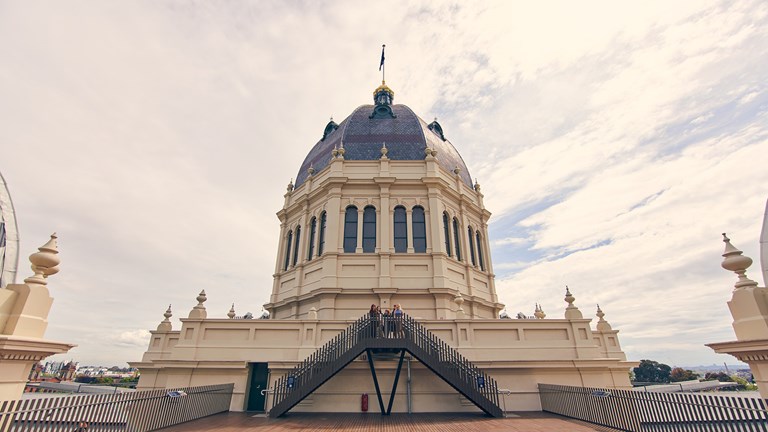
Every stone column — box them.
[356,207,364,253]
[406,208,414,253]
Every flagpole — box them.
[381,44,386,82]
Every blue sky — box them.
[1,0,767,367]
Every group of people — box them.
[368,304,405,338]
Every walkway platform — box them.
[156,412,617,431]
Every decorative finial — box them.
[534,303,546,319]
[425,147,433,158]
[474,178,481,192]
[454,293,465,318]
[157,305,173,331]
[338,142,346,159]
[308,164,315,176]
[287,179,294,192]
[380,142,388,159]
[25,233,61,285]
[453,166,461,175]
[308,306,318,320]
[331,145,339,158]
[454,293,464,307]
[564,285,583,319]
[228,303,236,319]
[595,304,612,331]
[721,233,758,289]
[188,290,208,319]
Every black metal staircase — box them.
[269,314,503,418]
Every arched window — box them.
[318,211,327,256]
[452,218,462,261]
[476,231,485,271]
[393,206,407,253]
[412,206,426,253]
[362,206,376,253]
[284,230,293,270]
[307,217,317,261]
[293,226,301,266]
[468,225,476,266]
[443,212,452,257]
[343,206,358,253]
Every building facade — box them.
[133,82,635,414]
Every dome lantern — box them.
[370,81,396,119]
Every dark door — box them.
[246,362,269,411]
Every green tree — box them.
[633,359,672,383]
[669,367,700,382]
[703,372,733,382]
[732,376,758,391]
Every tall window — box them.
[283,230,293,270]
[476,231,485,271]
[468,226,476,266]
[443,212,452,257]
[452,218,462,261]
[412,206,426,253]
[292,226,301,266]
[307,217,317,261]
[318,211,326,256]
[343,206,358,253]
[362,206,376,253]
[393,206,407,253]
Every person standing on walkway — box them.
[368,304,379,338]
[393,304,404,338]
[382,308,392,337]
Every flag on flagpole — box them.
[379,44,385,71]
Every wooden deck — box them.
[156,412,615,431]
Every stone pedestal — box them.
[0,234,75,401]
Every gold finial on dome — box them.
[373,80,394,98]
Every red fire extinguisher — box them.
[361,393,369,412]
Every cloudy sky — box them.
[1,1,766,368]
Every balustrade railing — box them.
[0,383,233,432]
[540,383,768,432]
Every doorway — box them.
[246,362,269,412]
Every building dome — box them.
[295,83,473,188]
[270,80,502,321]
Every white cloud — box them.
[0,0,766,368]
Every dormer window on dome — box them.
[370,81,396,119]
[321,118,339,141]
[428,119,446,141]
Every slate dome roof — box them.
[294,85,473,188]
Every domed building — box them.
[266,81,502,321]
[134,81,634,415]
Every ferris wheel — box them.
[0,171,19,288]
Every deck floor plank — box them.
[154,412,615,432]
